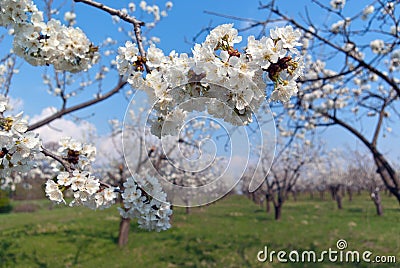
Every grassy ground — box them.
[0,193,399,268]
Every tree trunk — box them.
[185,206,190,214]
[319,191,324,200]
[374,199,384,216]
[371,190,383,216]
[118,217,131,247]
[347,188,353,202]
[266,197,271,213]
[336,194,343,210]
[309,191,314,200]
[330,187,336,200]
[292,191,297,202]
[371,149,400,204]
[274,205,282,220]
[251,192,256,203]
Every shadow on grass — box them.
[347,208,365,213]
[72,239,91,266]
[0,240,17,268]
[31,250,48,268]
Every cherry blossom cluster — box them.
[117,24,303,137]
[42,136,172,231]
[46,171,94,204]
[330,0,346,10]
[292,57,350,116]
[45,169,119,209]
[57,137,96,170]
[110,1,173,46]
[138,0,173,24]
[118,176,172,231]
[0,95,41,179]
[44,137,119,209]
[390,49,400,72]
[0,0,98,73]
[0,89,172,230]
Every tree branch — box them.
[28,78,127,131]
[41,145,113,189]
[372,99,388,147]
[73,0,144,26]
[41,146,72,172]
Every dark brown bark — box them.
[272,192,284,220]
[330,187,336,200]
[336,195,343,210]
[347,188,353,202]
[266,196,271,213]
[374,155,400,204]
[118,217,131,247]
[330,185,343,209]
[274,205,282,220]
[292,191,297,202]
[251,192,256,203]
[117,165,129,247]
[169,205,174,223]
[185,206,190,214]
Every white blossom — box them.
[362,5,375,20]
[119,176,172,231]
[330,0,346,9]
[370,39,386,54]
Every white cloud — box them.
[30,106,97,144]
[8,96,24,112]
[95,132,125,164]
[30,107,125,164]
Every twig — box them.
[41,146,72,172]
[73,0,150,72]
[41,145,113,188]
[74,0,144,26]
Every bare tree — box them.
[263,141,320,220]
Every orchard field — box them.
[1,194,399,268]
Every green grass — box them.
[0,193,399,268]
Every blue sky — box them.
[1,0,399,163]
